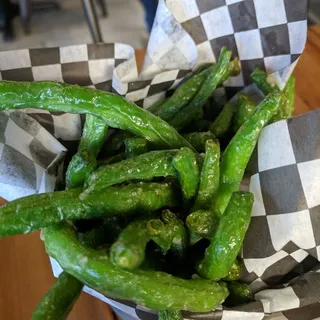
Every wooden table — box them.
[0,26,320,320]
[293,26,320,115]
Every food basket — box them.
[1,0,318,319]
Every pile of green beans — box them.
[0,47,295,318]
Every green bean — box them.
[168,48,233,131]
[0,81,194,150]
[186,210,219,239]
[148,219,172,253]
[193,64,212,74]
[32,271,83,320]
[193,139,220,211]
[172,148,199,200]
[0,187,82,221]
[227,57,241,78]
[148,210,187,258]
[197,192,253,280]
[225,282,254,307]
[158,310,183,320]
[84,149,203,198]
[43,223,229,312]
[162,210,187,258]
[0,190,68,217]
[223,259,242,281]
[233,94,256,132]
[0,183,178,238]
[251,68,295,122]
[182,132,216,152]
[272,75,296,122]
[155,68,211,121]
[251,68,275,94]
[209,103,236,138]
[110,220,150,270]
[66,115,108,189]
[285,76,295,117]
[33,223,114,320]
[124,137,149,158]
[213,93,281,217]
[83,150,177,196]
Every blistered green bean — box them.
[110,220,150,270]
[193,139,220,211]
[197,192,253,280]
[213,93,281,217]
[225,282,254,307]
[31,271,83,320]
[186,210,219,239]
[0,183,178,238]
[172,148,199,200]
[43,223,229,312]
[168,48,234,131]
[182,132,216,153]
[0,81,194,150]
[223,259,242,281]
[66,115,108,189]
[83,150,177,195]
[209,103,236,138]
[233,94,256,132]
[124,137,149,158]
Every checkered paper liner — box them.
[0,111,66,201]
[137,0,308,102]
[0,0,315,319]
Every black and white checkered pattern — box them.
[138,0,307,103]
[0,111,66,200]
[0,43,134,86]
[242,110,320,291]
[120,69,190,109]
